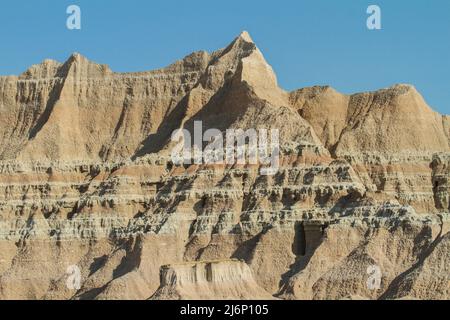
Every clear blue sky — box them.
[1,0,449,113]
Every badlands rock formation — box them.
[0,31,448,300]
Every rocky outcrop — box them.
[150,259,274,300]
[290,84,449,156]
[0,31,448,300]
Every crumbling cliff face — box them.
[0,32,448,300]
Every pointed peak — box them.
[237,31,254,43]
[71,52,82,59]
[59,53,112,78]
[59,52,86,69]
[226,31,256,52]
[66,52,90,64]
[214,31,258,59]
